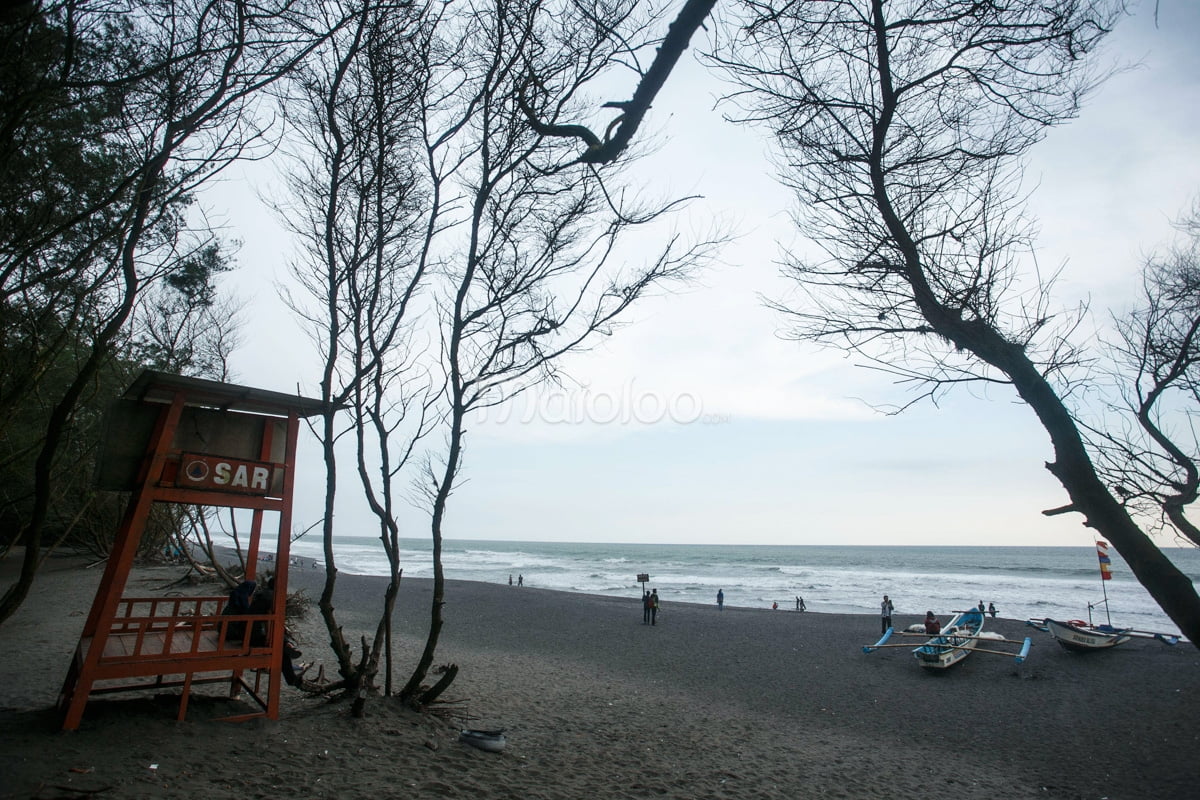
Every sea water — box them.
[287,537,1200,637]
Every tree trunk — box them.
[399,409,460,705]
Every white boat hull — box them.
[1043,618,1132,651]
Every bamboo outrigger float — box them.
[864,607,1032,669]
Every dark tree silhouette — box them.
[707,0,1200,643]
[0,0,333,626]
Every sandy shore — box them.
[1,552,1197,800]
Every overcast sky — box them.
[215,1,1200,547]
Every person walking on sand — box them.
[717,589,724,611]
[880,594,895,634]
[797,596,806,612]
[651,589,660,625]
[643,591,653,624]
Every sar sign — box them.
[177,453,276,496]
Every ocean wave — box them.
[283,538,1194,636]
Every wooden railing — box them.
[94,596,276,663]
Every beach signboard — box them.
[175,452,276,496]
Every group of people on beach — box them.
[769,597,807,611]
[643,589,660,624]
[717,591,806,612]
[690,589,998,630]
[507,574,523,586]
[880,594,1001,635]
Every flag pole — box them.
[1095,540,1113,627]
[1098,568,1112,627]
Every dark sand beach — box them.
[1,552,1197,799]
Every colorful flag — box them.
[1096,540,1113,581]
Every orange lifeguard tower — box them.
[57,370,330,730]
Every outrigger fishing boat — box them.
[1037,618,1133,651]
[1026,541,1183,652]
[864,607,1032,669]
[1026,617,1181,651]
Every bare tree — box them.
[708,0,1200,643]
[1093,203,1200,546]
[279,0,438,708]
[398,0,721,705]
[128,255,245,381]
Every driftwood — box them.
[350,636,373,717]
[419,663,459,706]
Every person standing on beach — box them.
[643,591,653,624]
[651,589,660,625]
[880,595,895,634]
[518,574,523,587]
[988,602,998,618]
[508,574,513,586]
[717,589,724,611]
